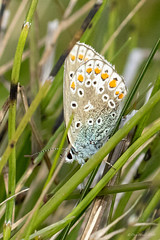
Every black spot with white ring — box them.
[85,79,91,87]
[75,121,82,129]
[88,118,93,125]
[105,128,109,134]
[92,79,97,87]
[96,117,102,125]
[71,101,78,109]
[111,112,117,119]
[69,71,74,80]
[98,86,104,94]
[78,88,84,97]
[102,94,109,102]
[108,99,115,109]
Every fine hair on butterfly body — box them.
[63,42,127,165]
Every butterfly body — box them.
[63,42,127,165]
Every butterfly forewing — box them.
[63,42,127,164]
[64,42,102,145]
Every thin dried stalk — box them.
[39,0,95,67]
[0,0,29,58]
[63,0,78,19]
[0,98,10,124]
[0,37,45,75]
[101,0,147,55]
[0,1,95,75]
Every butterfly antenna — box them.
[24,147,66,158]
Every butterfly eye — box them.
[67,151,73,160]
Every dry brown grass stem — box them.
[39,0,95,67]
[0,37,45,75]
[0,0,29,58]
[101,0,147,55]
[63,0,78,19]
[0,1,95,76]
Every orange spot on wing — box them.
[78,74,84,82]
[86,68,92,74]
[85,58,89,61]
[95,68,101,74]
[78,54,83,60]
[71,82,75,90]
[109,79,117,88]
[115,91,119,95]
[118,93,124,99]
[101,73,109,80]
[70,54,75,61]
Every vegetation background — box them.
[0,0,160,239]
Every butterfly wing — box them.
[63,42,104,146]
[63,42,127,163]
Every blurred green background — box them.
[0,0,160,238]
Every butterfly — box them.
[63,42,127,165]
